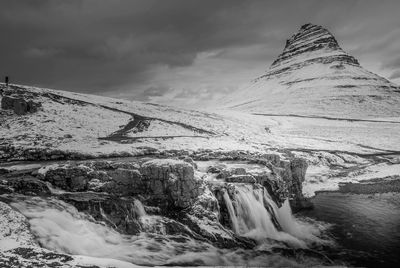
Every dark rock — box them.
[1,95,41,115]
[104,168,144,195]
[60,192,143,235]
[141,159,202,208]
[0,177,50,195]
[43,165,91,191]
[225,175,256,184]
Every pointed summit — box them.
[224,24,400,118]
[270,23,359,72]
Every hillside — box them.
[0,84,277,160]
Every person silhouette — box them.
[5,76,9,87]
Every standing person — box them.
[5,76,8,87]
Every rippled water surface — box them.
[300,192,400,267]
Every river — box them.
[300,192,400,267]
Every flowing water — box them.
[223,184,329,248]
[6,187,333,267]
[300,192,400,267]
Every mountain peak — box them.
[270,23,359,70]
[224,23,400,117]
[287,23,339,50]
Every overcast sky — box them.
[1,0,400,106]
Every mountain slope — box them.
[224,23,400,118]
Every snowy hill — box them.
[224,23,400,118]
[0,84,281,160]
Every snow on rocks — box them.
[0,202,36,251]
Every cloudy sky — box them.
[1,0,400,106]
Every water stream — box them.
[300,192,400,267]
[7,188,331,267]
[223,184,330,249]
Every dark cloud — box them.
[0,0,399,101]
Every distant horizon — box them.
[1,0,400,106]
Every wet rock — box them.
[60,192,143,235]
[225,174,256,184]
[207,165,224,173]
[43,165,91,191]
[0,177,50,196]
[190,187,220,221]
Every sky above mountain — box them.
[1,0,400,106]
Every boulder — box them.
[141,159,202,208]
[1,95,41,115]
[43,165,91,191]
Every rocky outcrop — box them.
[42,165,91,191]
[38,158,202,209]
[141,159,202,208]
[0,176,50,196]
[1,95,41,115]
[59,192,144,235]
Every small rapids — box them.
[7,190,332,267]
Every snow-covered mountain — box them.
[224,23,400,118]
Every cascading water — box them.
[132,199,146,217]
[222,189,239,233]
[7,196,327,267]
[223,184,327,248]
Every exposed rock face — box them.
[224,23,400,118]
[38,159,202,209]
[60,192,144,235]
[0,176,50,196]
[1,95,41,115]
[42,165,91,191]
[141,159,202,208]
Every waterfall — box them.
[7,196,321,267]
[223,184,311,248]
[222,190,239,233]
[5,194,331,267]
[276,198,326,244]
[132,199,146,217]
